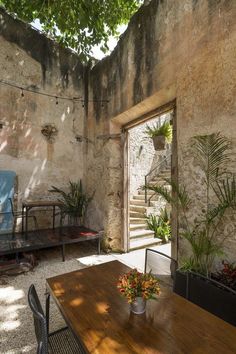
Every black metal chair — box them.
[28,284,86,354]
[144,248,178,289]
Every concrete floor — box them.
[77,243,171,271]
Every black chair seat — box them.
[48,327,85,354]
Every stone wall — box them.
[129,114,170,196]
[0,9,86,229]
[87,0,236,257]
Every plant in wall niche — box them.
[41,123,58,143]
[145,133,236,276]
[145,121,172,150]
[50,180,93,225]
[146,208,171,243]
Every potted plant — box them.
[145,133,236,324]
[145,121,172,150]
[50,180,93,226]
[117,268,160,314]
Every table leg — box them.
[61,244,65,262]
[45,291,50,335]
[25,207,29,239]
[53,206,55,229]
[21,205,25,234]
[98,238,101,255]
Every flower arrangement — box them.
[117,269,161,303]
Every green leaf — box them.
[0,0,143,60]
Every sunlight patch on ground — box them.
[4,345,34,354]
[0,287,24,304]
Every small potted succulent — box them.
[145,121,172,150]
[117,269,160,314]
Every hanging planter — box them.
[41,123,58,143]
[152,135,166,150]
[145,121,172,151]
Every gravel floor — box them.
[0,242,98,354]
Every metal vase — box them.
[130,297,146,314]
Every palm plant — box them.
[50,180,93,225]
[145,133,236,275]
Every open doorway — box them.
[123,105,176,255]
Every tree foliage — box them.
[0,0,143,61]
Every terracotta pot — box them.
[130,297,146,314]
[152,135,166,150]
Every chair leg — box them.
[45,292,50,335]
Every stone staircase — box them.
[129,167,171,251]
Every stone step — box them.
[133,195,146,200]
[129,211,146,218]
[147,180,170,187]
[129,237,162,251]
[129,205,146,213]
[130,223,148,231]
[138,190,155,196]
[129,199,148,206]
[130,217,147,224]
[129,229,154,240]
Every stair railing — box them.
[144,152,171,204]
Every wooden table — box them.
[46,260,236,354]
[21,200,63,234]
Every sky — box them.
[32,20,127,60]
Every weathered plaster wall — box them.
[0,9,86,229]
[87,0,236,256]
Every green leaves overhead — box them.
[0,0,143,61]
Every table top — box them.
[46,260,236,354]
[22,200,63,207]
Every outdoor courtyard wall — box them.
[0,9,86,229]
[87,0,236,256]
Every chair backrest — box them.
[0,170,16,234]
[28,284,48,354]
[144,248,177,288]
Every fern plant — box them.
[145,121,172,143]
[146,208,171,243]
[145,133,236,275]
[50,180,93,225]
